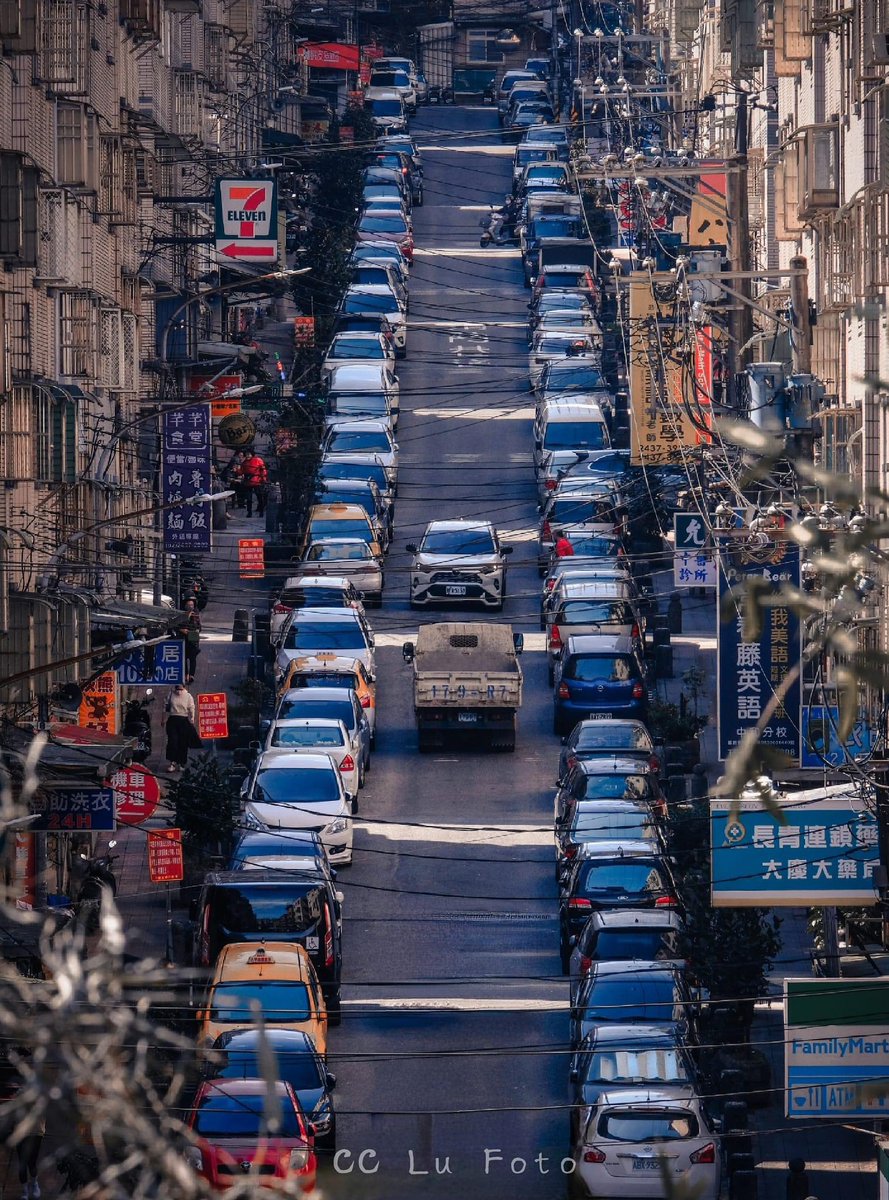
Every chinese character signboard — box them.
[110,767,161,825]
[214,179,278,263]
[785,978,889,1118]
[162,405,212,553]
[197,693,229,740]
[79,672,120,734]
[189,374,243,418]
[673,513,717,588]
[238,538,265,579]
[711,787,879,907]
[31,787,116,832]
[117,640,186,686]
[716,538,802,762]
[294,316,315,347]
[147,828,184,883]
[304,41,360,70]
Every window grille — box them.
[59,290,95,378]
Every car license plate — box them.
[588,712,613,720]
[632,1160,660,1171]
[305,936,320,951]
[458,712,478,723]
[445,584,467,596]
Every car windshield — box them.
[581,774,652,801]
[209,982,311,1024]
[571,808,652,840]
[306,541,373,562]
[331,337,385,358]
[328,429,391,453]
[209,884,322,932]
[343,292,397,313]
[598,1110,698,1141]
[422,528,496,555]
[586,1048,688,1086]
[308,519,371,540]
[276,699,355,729]
[536,336,595,356]
[370,100,402,116]
[215,1047,324,1090]
[558,601,634,624]
[527,165,565,180]
[545,365,606,391]
[280,587,349,607]
[253,767,341,803]
[194,1091,301,1139]
[593,929,676,961]
[566,656,634,682]
[283,621,367,651]
[352,265,396,284]
[321,462,388,489]
[582,974,677,1022]
[314,490,374,514]
[231,833,320,863]
[269,726,345,749]
[565,535,621,556]
[531,218,580,238]
[537,294,589,312]
[550,498,614,524]
[577,725,651,751]
[330,395,388,416]
[518,149,553,165]
[359,215,404,235]
[543,422,607,451]
[540,311,593,329]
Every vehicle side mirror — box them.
[502,545,513,555]
[513,632,524,655]
[325,1072,337,1090]
[402,641,415,663]
[405,542,417,553]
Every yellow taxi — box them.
[197,943,328,1056]
[276,653,378,745]
[301,503,382,559]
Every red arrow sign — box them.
[218,241,277,259]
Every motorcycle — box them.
[123,691,153,763]
[427,84,441,104]
[77,841,119,933]
[479,197,519,247]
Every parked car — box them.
[513,143,560,186]
[355,211,414,262]
[569,961,694,1047]
[318,453,394,508]
[321,420,398,491]
[367,69,417,112]
[339,285,408,352]
[538,481,626,571]
[270,575,365,641]
[406,519,513,610]
[497,69,540,121]
[324,361,400,428]
[555,800,660,878]
[348,261,409,306]
[185,1078,316,1190]
[273,686,371,768]
[553,634,649,733]
[569,1088,720,1200]
[263,717,363,795]
[542,564,638,628]
[367,150,423,205]
[300,502,381,561]
[367,94,406,133]
[275,655,377,746]
[568,911,685,1003]
[312,478,390,547]
[555,759,667,826]
[544,527,627,573]
[529,332,600,391]
[507,102,556,139]
[349,238,410,281]
[227,828,331,877]
[241,752,354,865]
[206,1028,338,1150]
[546,580,643,681]
[275,606,376,678]
[557,719,658,782]
[321,331,395,381]
[298,540,383,608]
[560,850,677,968]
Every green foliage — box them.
[648,699,705,741]
[168,753,237,859]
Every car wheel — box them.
[316,1118,337,1152]
[325,990,342,1027]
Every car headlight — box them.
[476,565,498,575]
[185,1147,203,1171]
[327,817,348,835]
[244,809,263,830]
[289,1147,310,1171]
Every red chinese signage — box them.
[110,766,161,825]
[305,41,359,71]
[147,829,184,883]
[692,325,717,445]
[360,42,384,84]
[197,692,229,740]
[79,672,119,735]
[294,316,315,347]
[189,374,243,418]
[339,125,355,143]
[239,538,265,579]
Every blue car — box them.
[553,633,648,735]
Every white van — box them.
[533,398,611,472]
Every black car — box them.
[569,961,694,1047]
[555,800,659,879]
[557,718,658,782]
[193,870,343,1022]
[206,1028,338,1150]
[568,1023,695,1139]
[559,846,676,969]
[555,759,667,829]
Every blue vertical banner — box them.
[162,405,212,553]
[717,538,802,762]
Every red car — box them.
[185,1079,316,1191]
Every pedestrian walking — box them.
[554,534,575,557]
[177,599,202,683]
[163,683,201,772]
[16,1117,44,1200]
[239,449,268,517]
[225,450,248,510]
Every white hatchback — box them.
[241,752,354,865]
[263,717,362,796]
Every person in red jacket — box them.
[554,534,575,557]
[236,450,268,517]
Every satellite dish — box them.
[54,683,84,710]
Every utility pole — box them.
[726,89,753,410]
[789,254,812,374]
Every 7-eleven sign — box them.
[215,178,279,263]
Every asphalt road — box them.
[322,106,569,1199]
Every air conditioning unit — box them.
[872,30,889,63]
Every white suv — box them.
[407,519,512,610]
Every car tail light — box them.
[545,478,557,490]
[545,578,556,591]
[549,625,562,651]
[566,754,577,771]
[564,845,577,860]
[360,694,371,708]
[632,683,644,699]
[655,894,678,908]
[631,623,640,639]
[690,1143,716,1165]
[272,603,291,615]
[649,753,660,772]
[568,897,591,910]
[582,1148,606,1163]
[617,546,626,557]
[579,954,592,973]
[542,520,552,539]
[325,924,334,968]
[558,682,570,699]
[340,755,355,774]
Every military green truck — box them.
[402,621,524,752]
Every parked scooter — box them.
[123,691,153,763]
[77,841,119,933]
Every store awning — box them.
[0,722,135,781]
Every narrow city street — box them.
[324,105,566,1198]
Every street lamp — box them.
[573,28,583,82]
